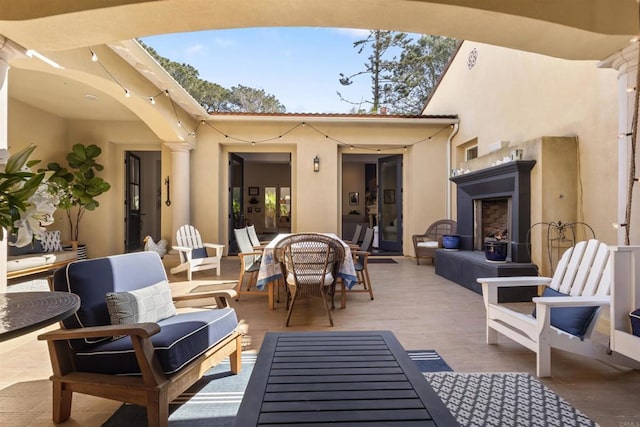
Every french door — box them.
[378,155,403,252]
[125,152,142,252]
[228,153,244,254]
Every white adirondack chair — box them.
[170,225,224,280]
[479,239,640,377]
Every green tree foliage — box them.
[386,35,458,114]
[339,31,457,114]
[338,31,410,113]
[141,42,286,113]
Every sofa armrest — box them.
[172,289,237,309]
[37,323,160,341]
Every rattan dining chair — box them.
[275,233,345,326]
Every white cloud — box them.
[213,37,236,48]
[332,28,371,38]
[183,43,205,59]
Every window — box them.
[466,146,478,161]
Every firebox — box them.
[475,198,511,251]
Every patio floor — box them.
[1,254,639,426]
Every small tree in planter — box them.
[41,144,111,243]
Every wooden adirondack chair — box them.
[479,239,640,377]
[170,225,224,280]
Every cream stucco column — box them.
[165,142,193,241]
[600,43,640,245]
[0,36,28,292]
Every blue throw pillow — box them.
[191,247,208,259]
[532,287,598,339]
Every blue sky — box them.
[140,28,382,113]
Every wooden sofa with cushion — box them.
[7,231,77,280]
[38,251,242,427]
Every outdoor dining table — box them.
[256,233,358,310]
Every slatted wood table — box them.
[235,330,458,426]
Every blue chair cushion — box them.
[74,308,239,375]
[532,287,598,339]
[52,252,169,348]
[192,247,208,259]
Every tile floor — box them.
[1,254,639,426]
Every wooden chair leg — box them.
[146,390,168,427]
[285,288,297,326]
[363,268,374,300]
[235,269,245,301]
[52,381,72,423]
[230,335,242,374]
[321,289,334,327]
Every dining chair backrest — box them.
[275,233,345,288]
[350,224,363,245]
[360,228,374,253]
[234,227,257,268]
[247,225,261,247]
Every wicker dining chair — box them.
[275,233,345,326]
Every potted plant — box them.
[1,145,58,246]
[484,230,509,262]
[41,144,111,252]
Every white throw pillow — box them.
[106,280,176,325]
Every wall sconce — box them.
[313,155,320,172]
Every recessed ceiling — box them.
[8,68,138,121]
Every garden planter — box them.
[442,234,460,250]
[484,241,508,262]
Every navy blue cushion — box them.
[74,308,238,375]
[532,287,598,339]
[192,247,208,259]
[7,234,44,256]
[52,252,168,348]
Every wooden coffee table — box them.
[235,330,458,426]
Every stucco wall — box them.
[424,41,619,244]
[8,99,166,259]
[8,97,455,260]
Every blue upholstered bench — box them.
[38,251,242,427]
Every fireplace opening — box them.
[474,198,512,255]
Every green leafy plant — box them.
[41,144,111,242]
[0,145,58,246]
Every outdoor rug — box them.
[367,258,398,264]
[102,349,450,426]
[424,372,597,427]
[103,351,596,427]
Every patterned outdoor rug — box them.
[424,372,597,427]
[102,349,450,426]
[103,351,596,427]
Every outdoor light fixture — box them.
[313,156,320,172]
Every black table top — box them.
[235,330,458,426]
[0,291,80,342]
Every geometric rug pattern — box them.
[424,372,597,427]
[104,351,597,427]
